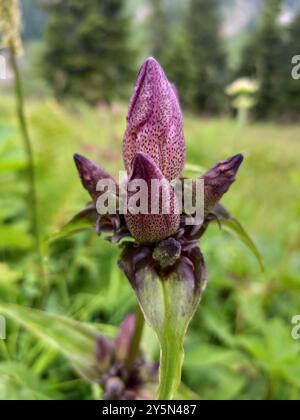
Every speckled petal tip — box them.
[123,57,186,181]
[73,153,115,202]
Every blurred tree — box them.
[280,11,300,120]
[287,11,300,61]
[238,0,285,119]
[146,0,194,108]
[22,0,47,41]
[162,32,195,108]
[43,0,136,104]
[148,0,170,62]
[185,0,228,114]
[253,0,285,118]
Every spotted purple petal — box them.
[74,153,116,202]
[200,153,244,217]
[124,152,180,244]
[123,57,186,181]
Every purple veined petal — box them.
[118,243,152,287]
[95,214,132,243]
[180,246,208,294]
[198,153,244,217]
[124,152,180,244]
[73,153,117,202]
[119,240,207,302]
[123,58,186,181]
[115,314,136,361]
[96,214,121,234]
[95,335,114,371]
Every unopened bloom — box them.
[200,153,244,218]
[123,57,186,181]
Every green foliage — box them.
[0,303,116,382]
[218,213,265,272]
[43,0,136,104]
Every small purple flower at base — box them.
[123,58,186,181]
[96,335,114,371]
[115,314,136,361]
[96,314,158,400]
[125,152,180,244]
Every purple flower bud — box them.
[125,152,180,244]
[95,335,114,371]
[74,153,116,202]
[152,238,182,269]
[115,314,136,361]
[103,377,125,400]
[123,57,186,181]
[201,154,244,217]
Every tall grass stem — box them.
[9,41,45,284]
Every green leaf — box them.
[212,204,264,271]
[0,224,33,250]
[46,204,98,247]
[221,217,264,271]
[0,303,116,382]
[126,250,207,400]
[175,383,201,400]
[183,162,205,178]
[185,344,241,368]
[0,361,57,400]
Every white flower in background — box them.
[226,77,258,124]
[226,78,258,97]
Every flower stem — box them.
[9,42,44,282]
[125,306,145,375]
[157,333,182,400]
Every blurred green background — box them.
[0,0,300,400]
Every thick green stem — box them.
[157,334,183,400]
[125,306,145,375]
[9,42,44,281]
[157,281,184,400]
